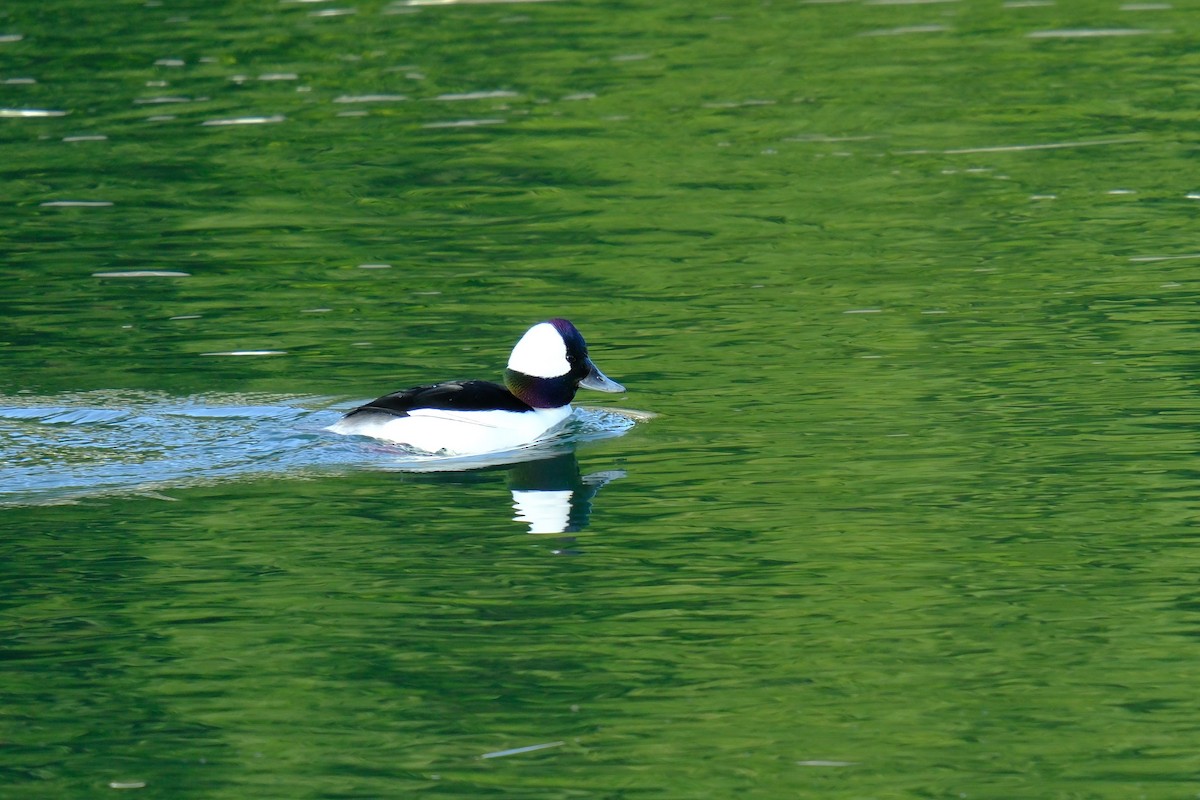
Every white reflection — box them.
[507,451,625,534]
[512,490,572,534]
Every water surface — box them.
[4,0,1200,798]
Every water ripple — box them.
[0,393,641,505]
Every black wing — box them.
[341,380,531,420]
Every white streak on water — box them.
[1129,253,1200,263]
[135,96,201,104]
[703,99,776,109]
[43,201,115,207]
[400,0,558,5]
[901,136,1142,155]
[860,25,948,36]
[434,90,518,101]
[201,350,288,356]
[94,270,190,277]
[480,741,565,759]
[1,108,67,117]
[1028,28,1167,37]
[334,94,408,102]
[201,114,286,126]
[785,134,875,143]
[422,118,505,128]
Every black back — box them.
[341,380,533,420]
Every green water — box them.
[4,0,1200,797]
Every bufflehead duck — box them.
[328,318,625,455]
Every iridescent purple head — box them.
[504,318,624,408]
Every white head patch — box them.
[507,322,570,378]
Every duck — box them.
[328,318,625,455]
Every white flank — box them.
[329,406,572,455]
[507,323,570,378]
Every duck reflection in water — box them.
[507,450,625,535]
[383,444,625,538]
